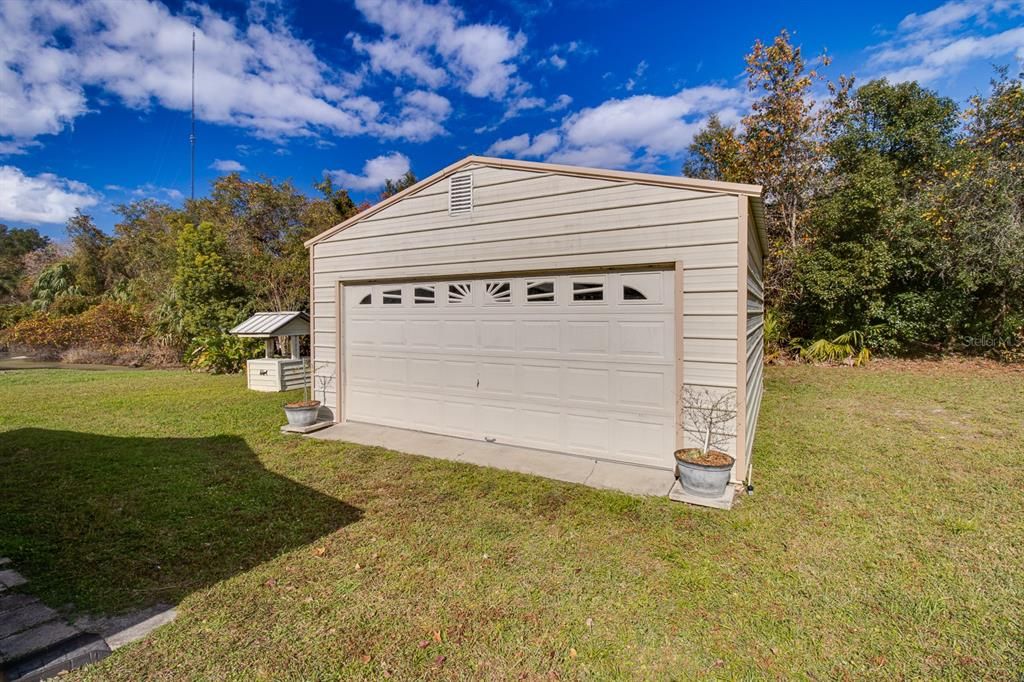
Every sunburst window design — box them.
[484,281,511,304]
[526,280,555,302]
[414,285,435,304]
[382,288,402,304]
[448,282,472,304]
[359,293,372,305]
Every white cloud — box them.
[504,95,545,118]
[210,159,246,172]
[540,40,595,70]
[0,166,99,224]
[547,94,572,112]
[898,1,990,37]
[624,59,649,92]
[554,86,744,165]
[369,90,451,141]
[870,1,1024,83]
[104,182,184,202]
[0,0,456,153]
[486,131,560,158]
[487,85,745,169]
[326,152,411,191]
[352,0,527,99]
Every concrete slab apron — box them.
[310,422,676,497]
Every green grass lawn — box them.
[1,363,1022,680]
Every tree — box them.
[171,222,245,338]
[30,262,81,310]
[926,69,1024,350]
[0,225,49,301]
[794,79,959,351]
[685,30,848,315]
[105,200,182,306]
[682,115,746,182]
[190,174,358,312]
[66,212,112,296]
[381,171,418,200]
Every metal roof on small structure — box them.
[229,311,309,338]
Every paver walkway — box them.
[0,558,109,681]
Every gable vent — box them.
[448,172,473,215]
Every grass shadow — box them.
[0,428,361,615]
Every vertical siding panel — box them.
[734,197,749,484]
[674,261,685,451]
[743,201,766,484]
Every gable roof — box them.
[229,311,309,337]
[305,155,767,252]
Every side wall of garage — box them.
[310,161,745,461]
[737,198,766,483]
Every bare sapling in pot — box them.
[675,387,737,498]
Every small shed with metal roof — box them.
[229,311,310,392]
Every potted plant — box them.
[284,358,320,427]
[675,387,737,498]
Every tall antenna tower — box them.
[190,31,196,203]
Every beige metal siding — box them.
[310,164,743,458]
[280,359,310,391]
[247,359,281,392]
[744,201,766,480]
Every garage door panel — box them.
[479,405,517,439]
[408,358,442,388]
[565,367,610,404]
[613,419,670,464]
[377,357,407,386]
[349,354,377,382]
[615,369,668,410]
[517,409,562,449]
[443,360,477,390]
[519,321,560,352]
[520,364,560,399]
[479,362,516,395]
[344,270,676,468]
[441,400,476,435]
[442,320,476,348]
[406,320,442,348]
[618,321,670,358]
[480,321,516,350]
[377,320,405,346]
[565,413,611,455]
[566,321,610,354]
[407,395,442,428]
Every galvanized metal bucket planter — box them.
[284,401,320,427]
[674,449,735,498]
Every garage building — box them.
[305,156,766,485]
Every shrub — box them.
[800,330,873,366]
[185,332,262,374]
[0,302,146,352]
[0,303,33,330]
[48,294,99,318]
[61,344,182,367]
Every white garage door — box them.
[342,270,676,468]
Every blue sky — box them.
[1,0,1022,238]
